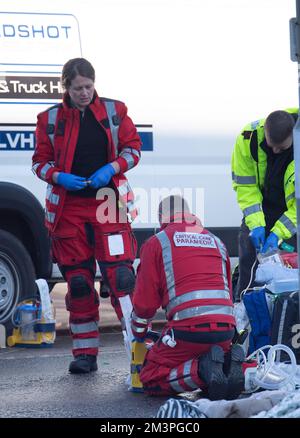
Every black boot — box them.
[100,282,110,299]
[226,344,245,400]
[69,354,98,374]
[198,345,228,401]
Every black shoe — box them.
[226,344,245,400]
[69,354,98,374]
[198,345,228,401]
[100,282,110,299]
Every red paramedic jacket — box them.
[132,214,235,329]
[32,91,141,232]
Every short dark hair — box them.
[265,110,295,144]
[158,195,190,223]
[61,58,95,90]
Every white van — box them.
[1,1,294,329]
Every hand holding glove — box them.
[57,172,87,191]
[89,163,116,189]
[249,226,265,251]
[261,232,279,254]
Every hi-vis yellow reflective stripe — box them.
[243,203,262,217]
[277,214,297,235]
[286,192,295,203]
[232,172,256,184]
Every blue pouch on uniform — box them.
[243,289,272,354]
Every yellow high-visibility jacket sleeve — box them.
[232,131,265,230]
[272,165,297,240]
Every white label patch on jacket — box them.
[173,232,217,248]
[108,234,124,255]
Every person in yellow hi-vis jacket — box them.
[232,109,297,301]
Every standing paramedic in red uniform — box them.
[131,196,245,400]
[32,58,141,374]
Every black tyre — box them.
[0,229,36,333]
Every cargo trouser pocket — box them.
[96,229,137,263]
[51,230,80,265]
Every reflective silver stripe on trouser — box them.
[243,203,262,217]
[104,101,119,157]
[45,209,55,223]
[214,235,229,291]
[168,361,199,393]
[166,290,230,315]
[119,152,135,169]
[72,338,100,349]
[46,184,60,205]
[156,231,176,301]
[286,192,295,203]
[168,368,185,393]
[232,172,256,184]
[278,214,297,235]
[182,360,199,390]
[47,107,59,146]
[172,305,234,321]
[70,321,98,334]
[40,163,53,180]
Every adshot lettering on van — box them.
[0,24,71,38]
[0,13,81,71]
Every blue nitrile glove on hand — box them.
[57,172,87,191]
[249,226,265,251]
[89,163,116,189]
[261,232,279,254]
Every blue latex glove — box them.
[89,163,116,189]
[249,226,265,251]
[57,172,87,191]
[261,232,279,254]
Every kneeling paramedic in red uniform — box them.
[32,58,141,373]
[131,196,245,400]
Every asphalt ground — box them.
[0,283,172,423]
[0,333,173,420]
